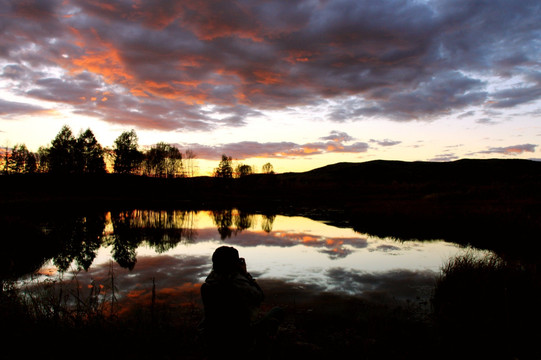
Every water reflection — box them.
[6,209,488,311]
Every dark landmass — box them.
[3,158,541,260]
[3,158,541,359]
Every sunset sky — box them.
[1,0,540,175]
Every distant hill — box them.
[258,158,541,199]
[3,158,541,206]
[294,158,541,184]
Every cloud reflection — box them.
[64,254,211,312]
[54,253,436,315]
[197,227,368,259]
[326,267,436,304]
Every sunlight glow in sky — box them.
[1,0,540,175]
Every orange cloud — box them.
[71,41,133,86]
[253,70,283,85]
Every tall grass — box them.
[431,251,540,359]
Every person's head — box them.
[212,246,241,274]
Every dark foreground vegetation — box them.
[2,158,541,359]
[1,252,539,359]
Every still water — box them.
[24,209,489,309]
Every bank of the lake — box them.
[2,252,539,359]
[2,159,541,359]
[2,158,541,260]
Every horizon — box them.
[1,0,540,176]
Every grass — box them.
[2,252,540,359]
[432,251,540,359]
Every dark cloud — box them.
[320,131,354,142]
[476,144,538,156]
[0,0,540,128]
[0,98,45,116]
[370,139,401,147]
[489,76,541,109]
[176,131,373,160]
[429,153,460,162]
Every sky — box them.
[1,0,540,175]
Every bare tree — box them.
[183,149,198,177]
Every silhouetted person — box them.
[199,246,283,359]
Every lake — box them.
[17,209,491,312]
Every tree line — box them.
[2,125,273,178]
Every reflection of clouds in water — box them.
[197,227,368,259]
[51,253,438,313]
[126,253,435,305]
[370,244,402,254]
[325,267,437,304]
[65,254,212,310]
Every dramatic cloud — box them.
[1,0,540,131]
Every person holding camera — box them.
[199,246,283,359]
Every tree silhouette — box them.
[36,146,50,173]
[113,129,143,174]
[165,145,183,178]
[144,142,183,178]
[214,154,233,178]
[10,144,37,173]
[183,149,197,177]
[262,162,274,174]
[235,163,253,178]
[75,129,106,174]
[2,145,9,175]
[49,125,77,174]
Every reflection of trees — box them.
[211,209,233,239]
[105,210,198,268]
[234,211,254,232]
[9,209,284,279]
[261,214,276,233]
[44,213,105,272]
[135,210,196,252]
[211,209,260,239]
[1,214,52,280]
[106,211,142,271]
